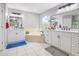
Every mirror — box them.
[71,15,79,29]
[9,16,23,29]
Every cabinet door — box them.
[44,31,52,44]
[47,31,52,44]
[8,30,16,43]
[16,30,25,41]
[51,31,57,47]
[52,31,61,48]
[61,32,71,53]
[72,35,79,55]
[51,31,55,46]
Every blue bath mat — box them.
[6,41,26,49]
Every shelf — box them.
[52,8,79,16]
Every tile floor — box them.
[0,42,52,56]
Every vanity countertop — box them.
[53,30,79,33]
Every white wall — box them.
[39,4,65,31]
[62,15,72,28]
[23,12,40,32]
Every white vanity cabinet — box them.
[61,32,72,53]
[45,30,79,55]
[51,31,72,54]
[8,29,24,43]
[72,33,79,55]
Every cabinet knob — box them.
[77,43,79,44]
[77,52,79,54]
[77,36,79,37]
[57,35,60,39]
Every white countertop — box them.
[53,30,79,33]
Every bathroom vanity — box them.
[7,8,25,44]
[45,30,79,56]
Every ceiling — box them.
[6,3,60,14]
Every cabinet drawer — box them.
[72,33,79,38]
[72,42,79,55]
[72,46,79,55]
[72,50,79,56]
[72,43,79,47]
[72,43,79,48]
[72,41,79,45]
[72,38,79,44]
[72,38,79,55]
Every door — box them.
[0,5,3,50]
